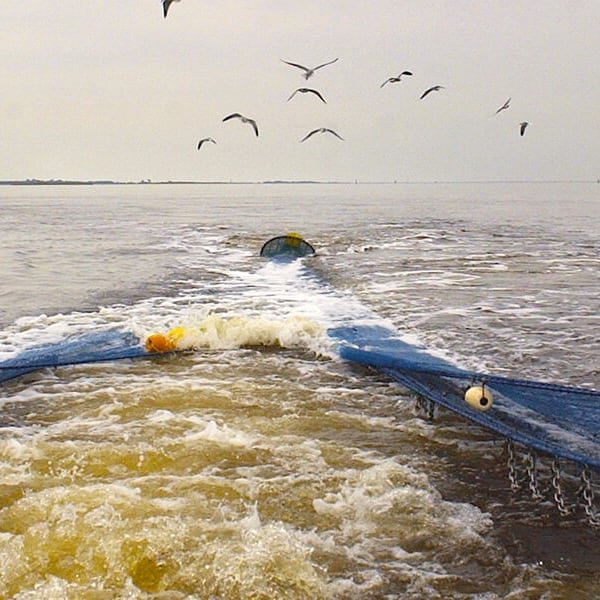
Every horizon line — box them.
[1,178,598,186]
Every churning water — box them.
[0,182,598,598]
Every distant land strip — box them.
[0,179,596,186]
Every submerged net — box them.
[260,233,316,259]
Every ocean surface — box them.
[0,182,598,599]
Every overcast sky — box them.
[2,1,599,182]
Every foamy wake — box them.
[145,313,328,353]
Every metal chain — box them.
[413,395,435,420]
[578,467,600,527]
[413,395,425,416]
[524,450,543,501]
[506,441,521,491]
[550,460,571,517]
[413,397,597,527]
[425,398,435,421]
[504,446,600,526]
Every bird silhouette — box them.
[301,128,344,142]
[420,85,445,100]
[287,88,327,103]
[380,71,413,87]
[162,0,181,18]
[495,98,511,114]
[197,137,216,150]
[281,58,339,80]
[519,122,529,136]
[222,113,259,137]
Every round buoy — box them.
[286,231,304,247]
[145,333,176,353]
[166,326,185,346]
[464,384,494,411]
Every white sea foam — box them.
[183,419,258,448]
[164,314,327,352]
[0,437,43,462]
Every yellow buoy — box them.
[286,231,304,247]
[464,384,494,411]
[166,326,185,345]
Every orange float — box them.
[145,327,185,353]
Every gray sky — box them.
[2,1,599,182]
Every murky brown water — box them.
[0,182,598,598]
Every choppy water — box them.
[0,182,598,598]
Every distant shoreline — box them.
[0,179,596,186]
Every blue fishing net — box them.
[331,325,600,471]
[0,329,149,384]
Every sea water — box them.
[0,182,598,598]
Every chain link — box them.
[414,395,435,420]
[578,468,600,527]
[425,398,435,420]
[550,460,571,517]
[524,450,543,501]
[506,441,521,491]
[413,395,425,416]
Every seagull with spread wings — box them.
[281,58,339,80]
[197,137,216,150]
[222,113,259,137]
[162,0,181,18]
[495,98,511,114]
[301,128,344,142]
[380,71,413,88]
[287,88,327,103]
[420,85,445,100]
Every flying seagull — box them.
[162,0,181,18]
[380,71,413,88]
[197,137,216,150]
[420,85,444,100]
[495,98,511,114]
[519,122,529,136]
[281,58,339,80]
[222,113,259,137]
[301,128,344,142]
[287,88,327,103]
